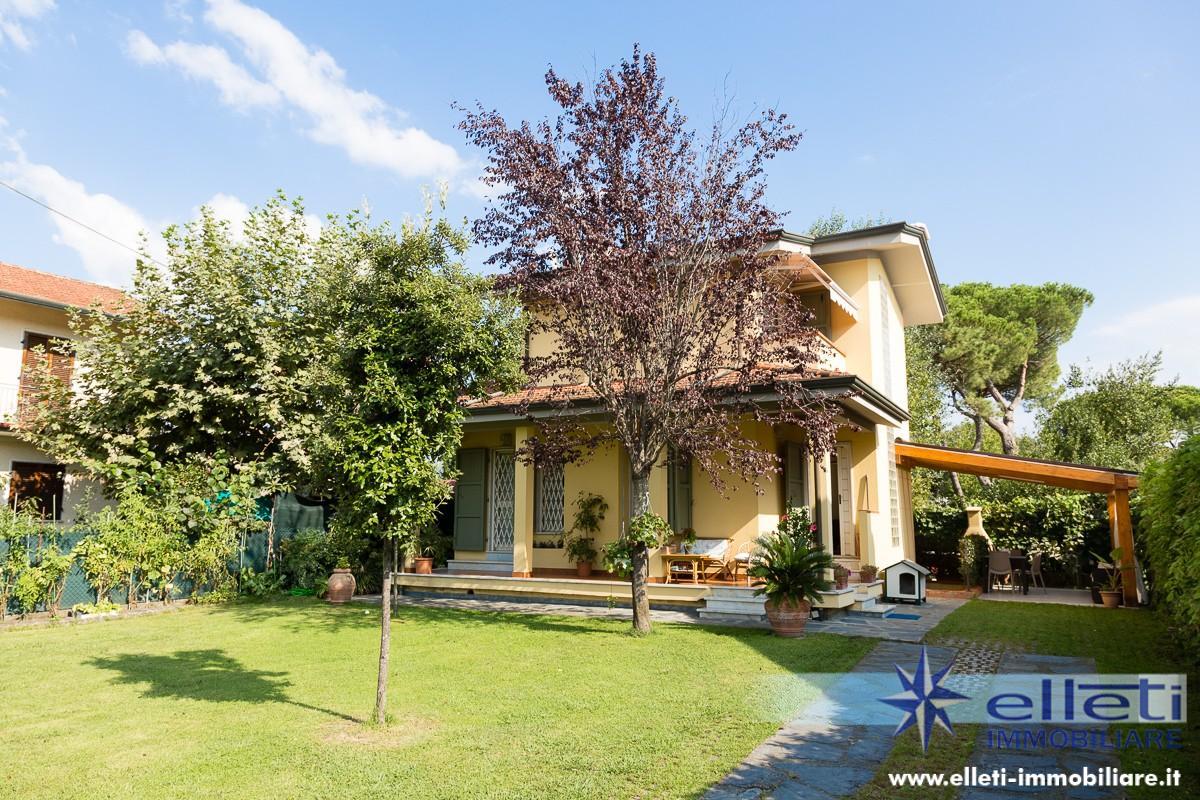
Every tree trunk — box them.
[374,537,394,725]
[629,469,652,635]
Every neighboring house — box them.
[444,222,945,591]
[0,261,126,522]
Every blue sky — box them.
[1,0,1197,384]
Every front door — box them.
[833,443,856,557]
[488,450,516,552]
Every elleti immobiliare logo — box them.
[879,647,1187,753]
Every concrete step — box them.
[706,585,759,599]
[703,597,767,615]
[849,601,897,617]
[446,559,512,574]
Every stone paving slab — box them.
[959,651,1122,800]
[704,641,959,800]
[804,597,965,642]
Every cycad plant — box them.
[748,529,834,608]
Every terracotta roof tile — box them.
[0,261,130,314]
[464,367,850,411]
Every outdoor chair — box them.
[987,549,1015,591]
[1030,553,1047,593]
[728,540,758,585]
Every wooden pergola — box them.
[894,440,1140,605]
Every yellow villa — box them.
[394,222,947,617]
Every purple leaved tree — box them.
[459,47,841,633]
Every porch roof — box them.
[893,440,1139,492]
[462,372,909,427]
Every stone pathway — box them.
[361,592,966,642]
[959,652,1122,800]
[804,597,965,642]
[704,641,959,800]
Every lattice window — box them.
[535,462,565,534]
[489,451,516,552]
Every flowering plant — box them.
[778,504,820,548]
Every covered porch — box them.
[894,440,1141,605]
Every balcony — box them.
[0,383,17,427]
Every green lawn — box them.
[856,599,1200,800]
[0,598,871,800]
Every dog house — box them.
[883,559,929,604]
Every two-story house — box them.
[399,222,944,611]
[0,261,126,522]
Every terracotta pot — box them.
[835,575,849,590]
[1099,590,1122,609]
[414,557,433,575]
[859,571,878,584]
[326,568,356,604]
[764,598,812,637]
[576,561,593,578]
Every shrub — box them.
[13,544,73,616]
[0,502,39,620]
[778,504,819,548]
[1140,435,1200,658]
[747,528,834,607]
[958,534,989,588]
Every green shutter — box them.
[453,448,487,550]
[668,448,693,533]
[784,442,808,510]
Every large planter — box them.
[764,598,813,638]
[326,568,356,604]
[576,561,593,578]
[413,557,433,575]
[1099,590,1122,609]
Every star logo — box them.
[879,646,969,752]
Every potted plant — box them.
[565,492,608,577]
[1095,547,1123,609]
[858,564,878,583]
[326,557,356,604]
[833,564,850,590]
[747,528,835,637]
[406,525,446,575]
[565,536,599,577]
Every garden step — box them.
[696,610,767,624]
[702,597,767,615]
[446,558,513,574]
[849,602,897,617]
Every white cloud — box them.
[127,0,463,180]
[126,29,280,110]
[195,191,321,241]
[0,147,160,286]
[0,0,54,50]
[1068,295,1200,385]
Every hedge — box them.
[1140,435,1200,658]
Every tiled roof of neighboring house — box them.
[463,367,851,411]
[0,261,130,314]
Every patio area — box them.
[978,586,1099,607]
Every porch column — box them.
[1108,484,1137,606]
[512,425,535,577]
[816,452,834,551]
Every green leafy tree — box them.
[1166,385,1200,441]
[0,501,38,620]
[21,194,325,526]
[925,282,1092,455]
[1038,355,1179,471]
[806,208,890,237]
[308,206,523,725]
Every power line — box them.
[0,177,168,269]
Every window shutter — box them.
[19,333,73,424]
[453,449,487,550]
[784,442,808,510]
[667,448,693,533]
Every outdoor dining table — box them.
[662,553,723,584]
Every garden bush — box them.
[1139,435,1200,659]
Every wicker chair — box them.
[728,540,759,585]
